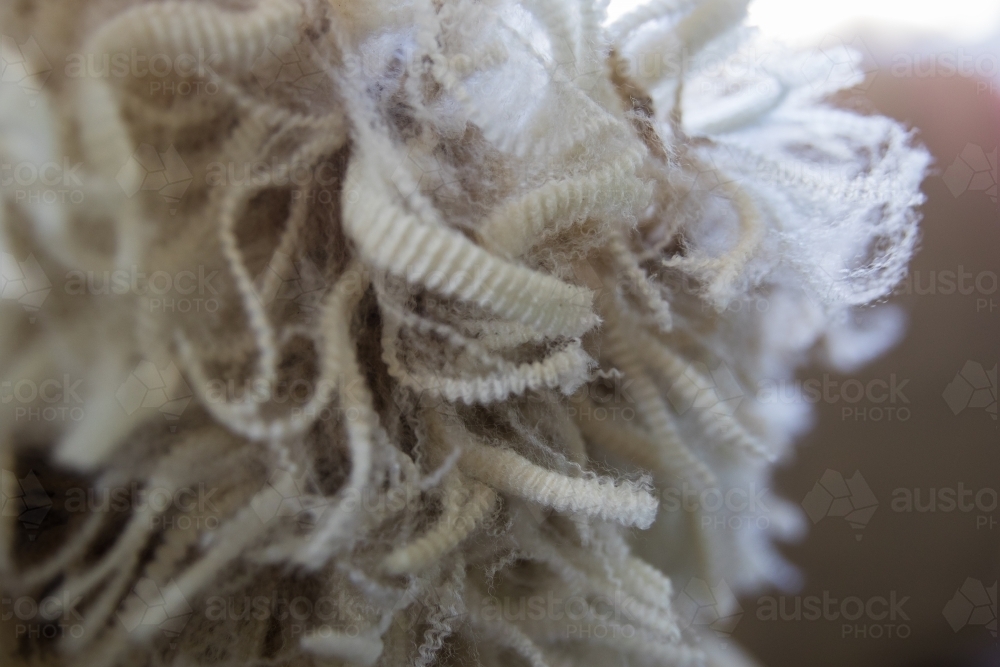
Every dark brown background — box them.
[734,29,1000,667]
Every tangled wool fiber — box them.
[0,0,928,666]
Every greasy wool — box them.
[0,1,928,666]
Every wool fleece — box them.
[0,1,928,666]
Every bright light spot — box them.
[605,0,648,23]
[748,0,1000,44]
[606,0,1000,44]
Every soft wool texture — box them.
[0,1,928,666]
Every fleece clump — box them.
[0,0,928,666]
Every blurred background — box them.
[609,0,1000,665]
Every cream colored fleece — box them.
[0,1,927,666]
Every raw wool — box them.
[0,0,928,666]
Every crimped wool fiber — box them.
[0,0,928,666]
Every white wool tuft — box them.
[0,1,927,666]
